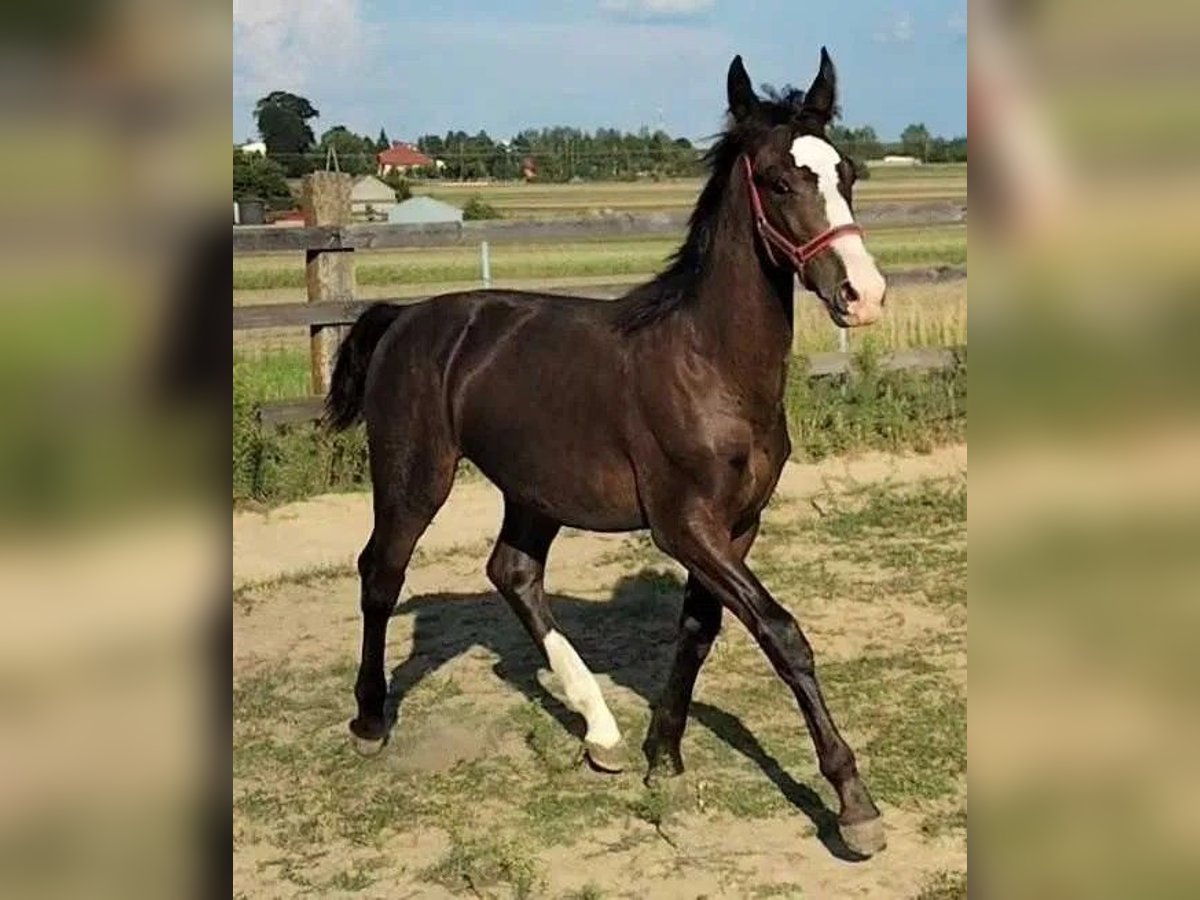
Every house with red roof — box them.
[377,141,436,176]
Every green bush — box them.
[233,370,370,505]
[785,347,966,459]
[461,195,501,220]
[381,170,412,201]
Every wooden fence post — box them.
[302,172,355,396]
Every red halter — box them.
[740,153,864,272]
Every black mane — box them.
[613,94,808,332]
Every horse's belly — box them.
[464,432,645,532]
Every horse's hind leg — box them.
[486,500,626,772]
[643,518,759,782]
[349,438,456,754]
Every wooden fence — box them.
[235,173,966,427]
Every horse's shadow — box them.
[380,567,858,860]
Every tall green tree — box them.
[900,122,932,161]
[375,128,390,152]
[232,149,292,205]
[318,125,377,176]
[254,91,320,177]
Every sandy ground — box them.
[234,446,966,898]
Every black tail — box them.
[323,302,403,431]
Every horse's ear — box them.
[801,46,837,124]
[727,55,759,122]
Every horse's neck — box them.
[687,177,795,386]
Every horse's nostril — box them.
[839,280,858,308]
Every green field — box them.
[234,276,965,371]
[233,224,966,293]
[408,164,966,218]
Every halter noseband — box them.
[740,153,863,272]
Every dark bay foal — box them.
[325,49,888,855]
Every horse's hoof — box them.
[840,817,886,857]
[351,734,386,757]
[585,740,627,774]
[642,744,685,786]
[348,719,388,756]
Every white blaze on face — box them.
[543,630,622,748]
[789,135,887,325]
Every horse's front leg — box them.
[653,510,885,857]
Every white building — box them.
[350,175,401,222]
[238,140,267,156]
[387,196,463,225]
[872,154,921,167]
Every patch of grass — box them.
[422,833,544,899]
[233,349,486,505]
[522,790,626,845]
[234,362,372,504]
[597,533,665,568]
[750,883,807,898]
[628,781,681,832]
[794,478,967,609]
[560,883,606,900]
[508,701,583,775]
[785,347,966,461]
[401,675,465,718]
[462,195,502,220]
[914,869,968,900]
[814,479,966,541]
[233,349,312,401]
[921,803,968,838]
[821,653,966,805]
[793,280,966,356]
[234,562,356,610]
[234,665,305,721]
[234,235,965,292]
[321,857,386,892]
[698,776,800,820]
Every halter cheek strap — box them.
[740,153,864,272]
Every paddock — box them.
[233,446,967,898]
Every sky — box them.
[233,0,966,146]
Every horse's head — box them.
[728,49,886,328]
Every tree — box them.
[375,128,390,152]
[318,125,376,176]
[847,125,881,161]
[900,123,932,161]
[254,91,320,177]
[232,149,292,206]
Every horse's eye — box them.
[773,178,792,195]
